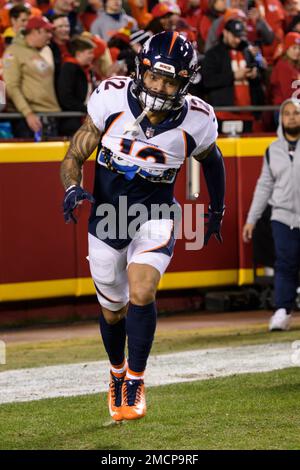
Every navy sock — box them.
[99,314,126,367]
[126,301,157,373]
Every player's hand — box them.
[204,206,225,246]
[242,223,255,243]
[63,185,95,224]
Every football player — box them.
[60,31,226,421]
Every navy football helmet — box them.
[133,31,199,112]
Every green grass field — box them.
[2,323,300,372]
[1,368,300,450]
[1,321,300,450]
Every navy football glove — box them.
[63,185,95,223]
[204,206,225,246]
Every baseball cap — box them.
[284,32,300,52]
[25,16,54,32]
[224,19,246,38]
[151,2,181,19]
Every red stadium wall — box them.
[0,137,275,306]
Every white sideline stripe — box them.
[0,342,295,404]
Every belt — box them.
[98,147,177,184]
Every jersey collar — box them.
[127,82,188,138]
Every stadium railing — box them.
[0,106,281,140]
[0,106,281,121]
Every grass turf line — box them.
[1,368,300,450]
[1,324,300,371]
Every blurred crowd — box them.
[1,0,300,138]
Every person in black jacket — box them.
[201,18,265,133]
[58,36,95,136]
[48,13,71,96]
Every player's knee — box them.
[104,315,120,325]
[101,307,126,325]
[129,282,156,306]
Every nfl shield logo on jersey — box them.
[146,127,155,138]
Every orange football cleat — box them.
[108,372,124,421]
[121,379,146,420]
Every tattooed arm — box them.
[60,115,101,189]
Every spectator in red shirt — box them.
[106,27,136,75]
[147,1,181,34]
[127,0,152,29]
[81,30,114,80]
[257,0,285,65]
[270,32,300,105]
[198,0,226,47]
[129,1,182,49]
[79,0,103,32]
[177,0,201,32]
